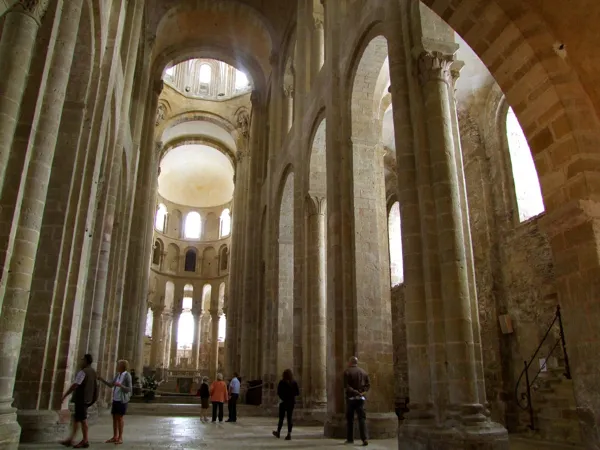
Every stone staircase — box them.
[520,366,582,447]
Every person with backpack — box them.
[99,359,132,445]
[60,354,98,448]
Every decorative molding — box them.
[417,51,453,86]
[235,108,250,138]
[306,195,326,216]
[156,103,167,126]
[11,0,49,25]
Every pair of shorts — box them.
[73,403,88,422]
[111,400,128,416]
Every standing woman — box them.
[99,360,132,445]
[199,377,210,422]
[272,369,300,440]
[210,373,228,423]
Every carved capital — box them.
[306,195,326,216]
[313,15,324,30]
[11,0,50,24]
[417,51,453,86]
[155,103,167,126]
[283,85,295,99]
[151,304,165,315]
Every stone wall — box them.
[460,99,559,431]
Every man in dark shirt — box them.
[344,356,370,446]
[60,354,97,448]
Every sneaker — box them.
[285,434,291,440]
[272,431,280,438]
[362,440,369,446]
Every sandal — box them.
[73,441,89,448]
[105,437,117,443]
[115,439,123,445]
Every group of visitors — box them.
[196,372,241,423]
[60,354,132,448]
[58,354,370,447]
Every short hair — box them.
[118,359,129,371]
[233,372,239,378]
[282,369,294,382]
[216,373,223,381]
[349,356,358,366]
[202,376,209,383]
[84,354,93,365]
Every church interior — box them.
[1,0,600,449]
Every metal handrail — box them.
[514,305,571,430]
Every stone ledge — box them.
[324,412,398,440]
[398,420,509,450]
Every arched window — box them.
[184,249,197,272]
[506,107,545,222]
[220,209,231,237]
[152,240,162,265]
[184,212,201,239]
[177,292,194,350]
[199,64,212,83]
[155,203,167,232]
[220,247,229,271]
[145,307,153,337]
[218,316,226,342]
[235,70,248,89]
[388,202,404,286]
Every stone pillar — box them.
[191,309,202,370]
[0,0,50,195]
[240,91,265,380]
[200,313,211,371]
[385,6,434,425]
[311,16,324,79]
[149,304,165,368]
[162,316,172,369]
[210,311,220,379]
[418,50,483,419]
[398,50,509,448]
[307,196,327,408]
[170,307,182,368]
[0,1,83,447]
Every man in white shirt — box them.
[227,373,241,423]
[60,354,97,448]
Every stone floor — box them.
[18,415,583,449]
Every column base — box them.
[17,409,69,443]
[293,407,327,426]
[398,420,509,450]
[0,406,20,450]
[324,412,398,439]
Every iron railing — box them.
[514,305,571,430]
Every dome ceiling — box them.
[158,144,234,208]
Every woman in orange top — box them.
[210,373,229,423]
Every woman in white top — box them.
[99,359,132,445]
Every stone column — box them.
[162,315,172,369]
[0,1,83,447]
[307,196,327,408]
[385,6,434,424]
[191,308,202,370]
[311,16,324,79]
[200,313,211,371]
[0,0,50,195]
[210,311,220,379]
[149,304,165,368]
[417,50,483,420]
[170,307,182,368]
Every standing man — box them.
[60,354,98,448]
[227,372,241,423]
[344,356,370,446]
